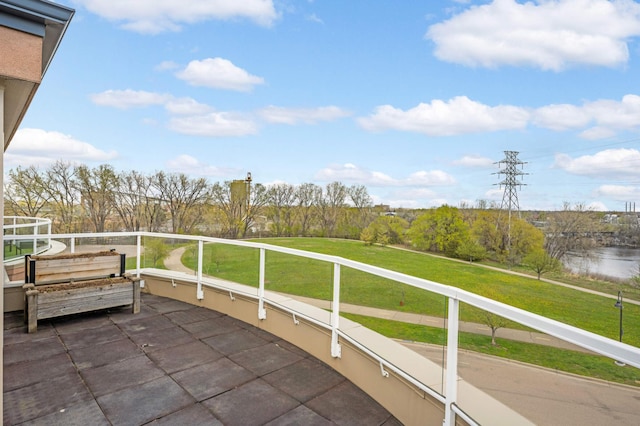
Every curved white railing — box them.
[2,216,52,260]
[4,229,640,425]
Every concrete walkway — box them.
[163,247,592,353]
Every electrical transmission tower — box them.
[494,150,528,251]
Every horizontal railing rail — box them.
[2,217,52,259]
[4,229,640,425]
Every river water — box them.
[563,246,640,280]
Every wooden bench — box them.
[22,250,140,333]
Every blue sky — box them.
[8,0,640,211]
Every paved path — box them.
[401,341,640,425]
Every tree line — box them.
[5,162,605,278]
[4,161,375,239]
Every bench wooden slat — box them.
[27,254,124,285]
[37,283,135,319]
[36,280,133,303]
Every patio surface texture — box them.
[3,293,401,426]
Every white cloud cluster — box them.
[73,0,279,33]
[358,96,528,135]
[426,0,640,70]
[166,154,240,176]
[168,113,258,137]
[259,105,351,124]
[176,58,265,92]
[5,129,118,168]
[90,89,171,109]
[89,55,351,137]
[534,95,640,138]
[594,185,640,204]
[315,163,455,187]
[359,94,640,138]
[92,93,349,138]
[452,155,494,167]
[554,148,640,178]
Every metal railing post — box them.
[444,296,460,426]
[47,220,52,250]
[258,247,267,320]
[331,262,342,358]
[136,234,141,277]
[32,222,38,256]
[197,239,204,299]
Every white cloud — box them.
[582,94,640,129]
[164,98,212,115]
[315,163,455,187]
[406,170,456,186]
[176,58,264,92]
[484,188,504,200]
[532,104,591,131]
[358,96,529,135]
[534,95,640,138]
[453,154,494,167]
[306,13,324,24]
[426,0,640,70]
[596,185,640,201]
[73,0,279,34]
[259,105,350,124]
[578,126,616,140]
[385,190,446,209]
[586,201,609,211]
[155,61,179,71]
[168,112,258,137]
[315,163,395,186]
[554,148,640,178]
[594,184,640,201]
[90,89,171,109]
[92,90,259,137]
[166,154,239,177]
[5,128,118,167]
[358,94,640,138]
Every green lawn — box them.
[181,237,640,347]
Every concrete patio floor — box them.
[3,293,401,425]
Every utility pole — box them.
[494,151,527,252]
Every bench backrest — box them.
[25,250,126,285]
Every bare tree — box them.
[210,181,244,238]
[152,172,209,234]
[349,184,373,230]
[210,180,267,238]
[74,164,118,232]
[544,202,598,260]
[266,183,297,236]
[5,165,50,217]
[315,181,348,237]
[295,183,319,236]
[112,170,161,232]
[42,161,80,232]
[244,182,268,237]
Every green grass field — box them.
[180,237,640,348]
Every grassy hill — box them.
[177,237,640,385]
[179,237,639,347]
